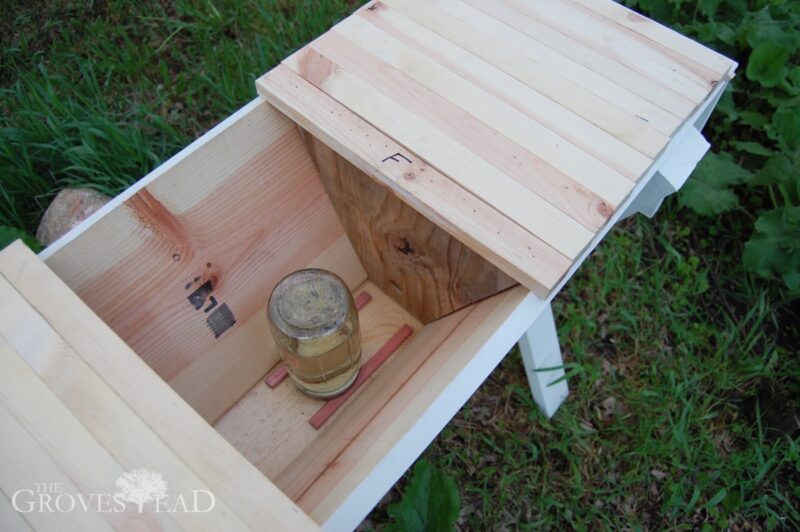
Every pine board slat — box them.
[284,49,594,258]
[459,0,697,116]
[0,276,255,531]
[429,0,689,126]
[357,4,657,175]
[0,242,320,532]
[378,0,674,150]
[0,332,184,531]
[509,0,722,91]
[257,65,572,295]
[566,0,736,78]
[324,20,634,206]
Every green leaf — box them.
[729,140,774,156]
[679,152,751,216]
[386,461,460,532]
[703,488,728,510]
[771,106,800,154]
[746,41,791,88]
[738,111,769,129]
[0,226,43,253]
[787,67,800,95]
[743,206,800,294]
[751,155,793,186]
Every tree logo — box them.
[114,469,169,512]
[11,471,214,514]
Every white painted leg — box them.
[518,302,568,418]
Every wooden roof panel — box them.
[358,4,655,179]
[257,0,735,296]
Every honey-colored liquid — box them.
[268,269,362,399]
[282,322,361,397]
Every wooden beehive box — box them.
[1,0,736,529]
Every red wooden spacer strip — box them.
[265,291,372,389]
[309,324,414,429]
[265,364,289,388]
[354,291,372,311]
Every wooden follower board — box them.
[257,0,737,298]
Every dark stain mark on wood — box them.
[187,280,213,310]
[207,303,236,338]
[204,296,218,313]
[396,237,414,256]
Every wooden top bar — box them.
[257,0,736,297]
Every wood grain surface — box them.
[302,129,517,323]
[40,100,366,423]
[0,242,320,531]
[259,0,736,301]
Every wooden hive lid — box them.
[257,0,737,298]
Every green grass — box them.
[2,1,798,530]
[407,211,800,529]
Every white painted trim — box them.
[322,292,548,532]
[518,302,568,418]
[38,98,265,261]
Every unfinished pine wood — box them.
[457,0,697,114]
[426,0,688,127]
[0,276,254,531]
[297,285,534,522]
[0,242,320,531]
[39,99,366,424]
[377,0,675,145]
[285,49,593,259]
[302,128,517,323]
[357,4,656,178]
[323,19,636,201]
[0,334,188,531]
[215,280,421,480]
[504,0,722,93]
[258,66,572,296]
[259,0,735,301]
[566,0,736,79]
[0,487,32,531]
[311,30,618,224]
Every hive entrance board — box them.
[257,0,737,320]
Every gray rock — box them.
[36,188,112,246]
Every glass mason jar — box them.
[267,269,361,399]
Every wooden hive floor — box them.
[257,0,736,298]
[214,279,422,505]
